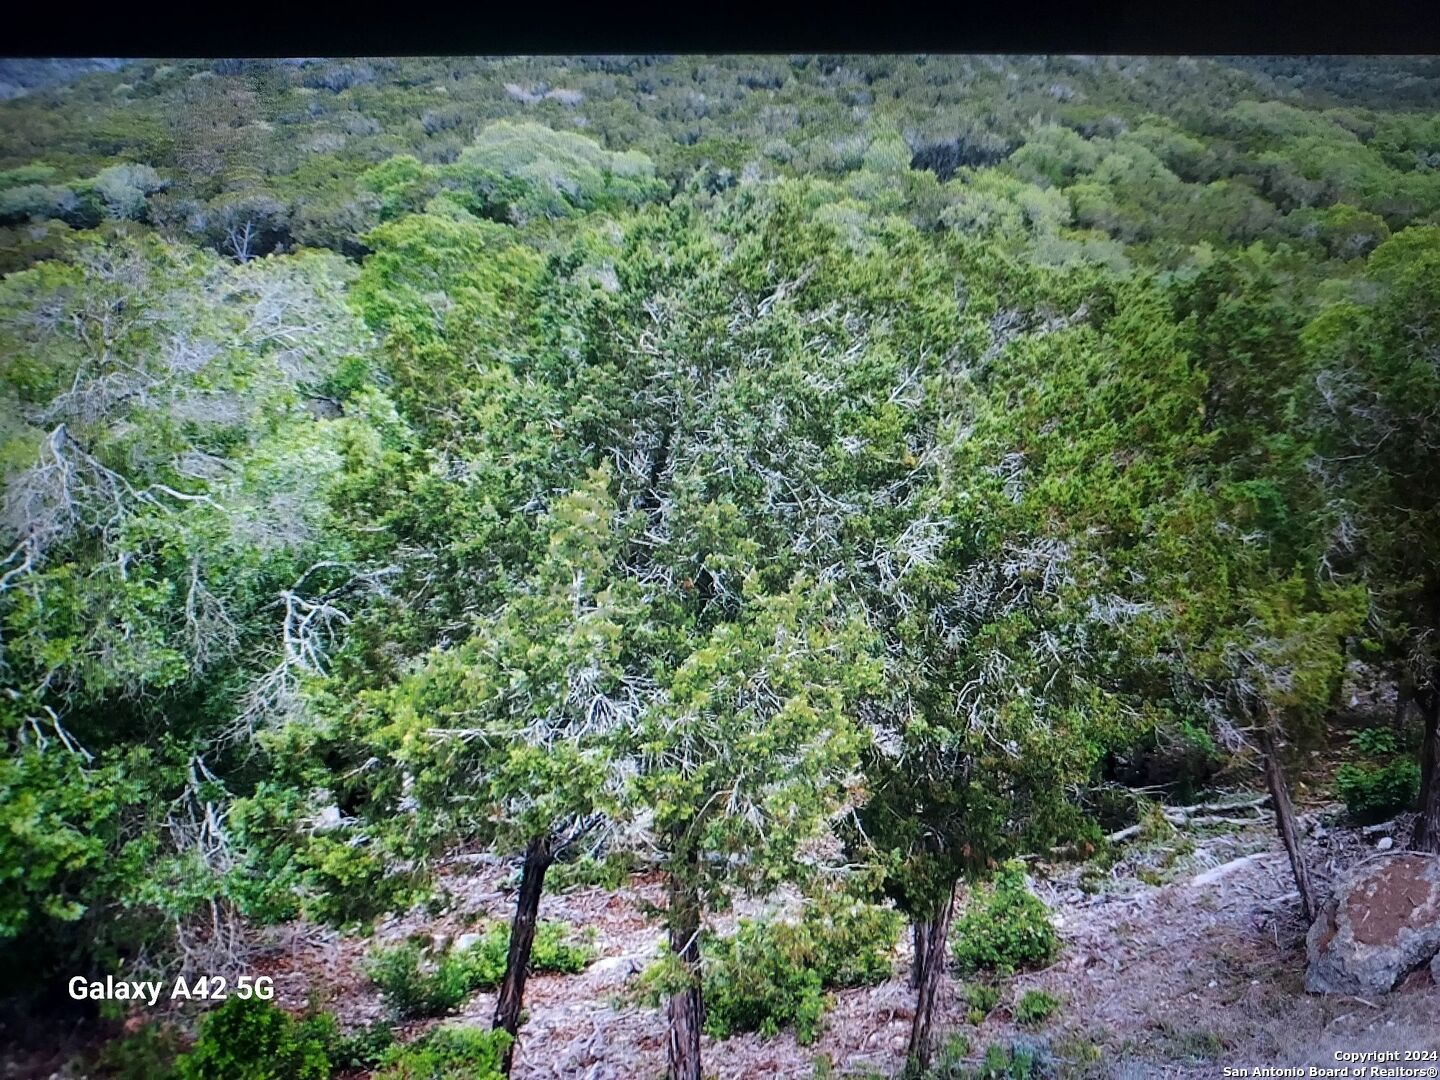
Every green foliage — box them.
[1336,760,1420,822]
[963,983,1002,1025]
[1335,722,1420,824]
[1014,990,1062,1028]
[0,182,78,225]
[704,948,825,1044]
[91,163,167,220]
[951,863,1058,978]
[366,922,592,1018]
[93,1022,183,1080]
[700,896,902,1043]
[0,163,60,190]
[1351,726,1399,758]
[1112,720,1225,801]
[973,1042,1040,1080]
[5,53,1440,1076]
[914,1033,974,1080]
[321,1019,398,1072]
[456,121,665,222]
[365,940,492,1019]
[174,997,331,1080]
[372,1026,511,1080]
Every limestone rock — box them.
[1306,853,1440,995]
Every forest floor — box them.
[237,792,1439,1080]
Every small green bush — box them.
[951,862,1058,977]
[175,997,331,1080]
[93,1022,183,1080]
[373,1025,511,1080]
[705,943,826,1044]
[1336,759,1420,822]
[973,1041,1040,1080]
[1014,989,1061,1027]
[1335,725,1419,822]
[963,983,1002,1025]
[367,922,593,1018]
[700,895,902,1044]
[323,1019,397,1071]
[918,1032,974,1079]
[366,941,479,1018]
[457,121,665,222]
[1351,726,1399,758]
[524,920,597,975]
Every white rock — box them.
[307,804,342,833]
[1377,836,1395,852]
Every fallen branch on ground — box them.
[1039,794,1273,859]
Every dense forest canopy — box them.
[1,54,1438,1079]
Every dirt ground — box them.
[228,800,1439,1080]
[6,792,1435,1079]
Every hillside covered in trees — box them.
[1,54,1439,1079]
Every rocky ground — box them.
[228,798,1438,1079]
[8,793,1436,1079]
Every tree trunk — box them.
[493,835,553,1075]
[1394,680,1413,737]
[666,869,704,1080]
[906,883,956,1073]
[1257,723,1316,923]
[1411,687,1440,852]
[909,920,927,989]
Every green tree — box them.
[1306,227,1440,850]
[0,232,381,989]
[367,470,632,1072]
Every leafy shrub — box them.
[457,121,666,222]
[1014,989,1061,1027]
[973,1041,1040,1080]
[1336,760,1419,822]
[0,163,59,191]
[93,1022,183,1080]
[951,862,1058,977]
[174,997,331,1080]
[1314,203,1390,259]
[705,942,826,1044]
[92,164,167,220]
[1110,720,1224,801]
[1334,726,1420,821]
[521,920,596,974]
[963,983,1001,1025]
[0,183,78,226]
[196,191,293,259]
[373,1026,510,1080]
[367,922,593,1018]
[366,941,488,1019]
[919,1033,974,1079]
[1351,726,1398,757]
[700,895,902,1043]
[544,851,637,890]
[320,1019,397,1071]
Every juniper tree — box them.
[849,257,1145,1069]
[1305,227,1440,850]
[527,190,903,1079]
[956,255,1362,925]
[367,469,633,1072]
